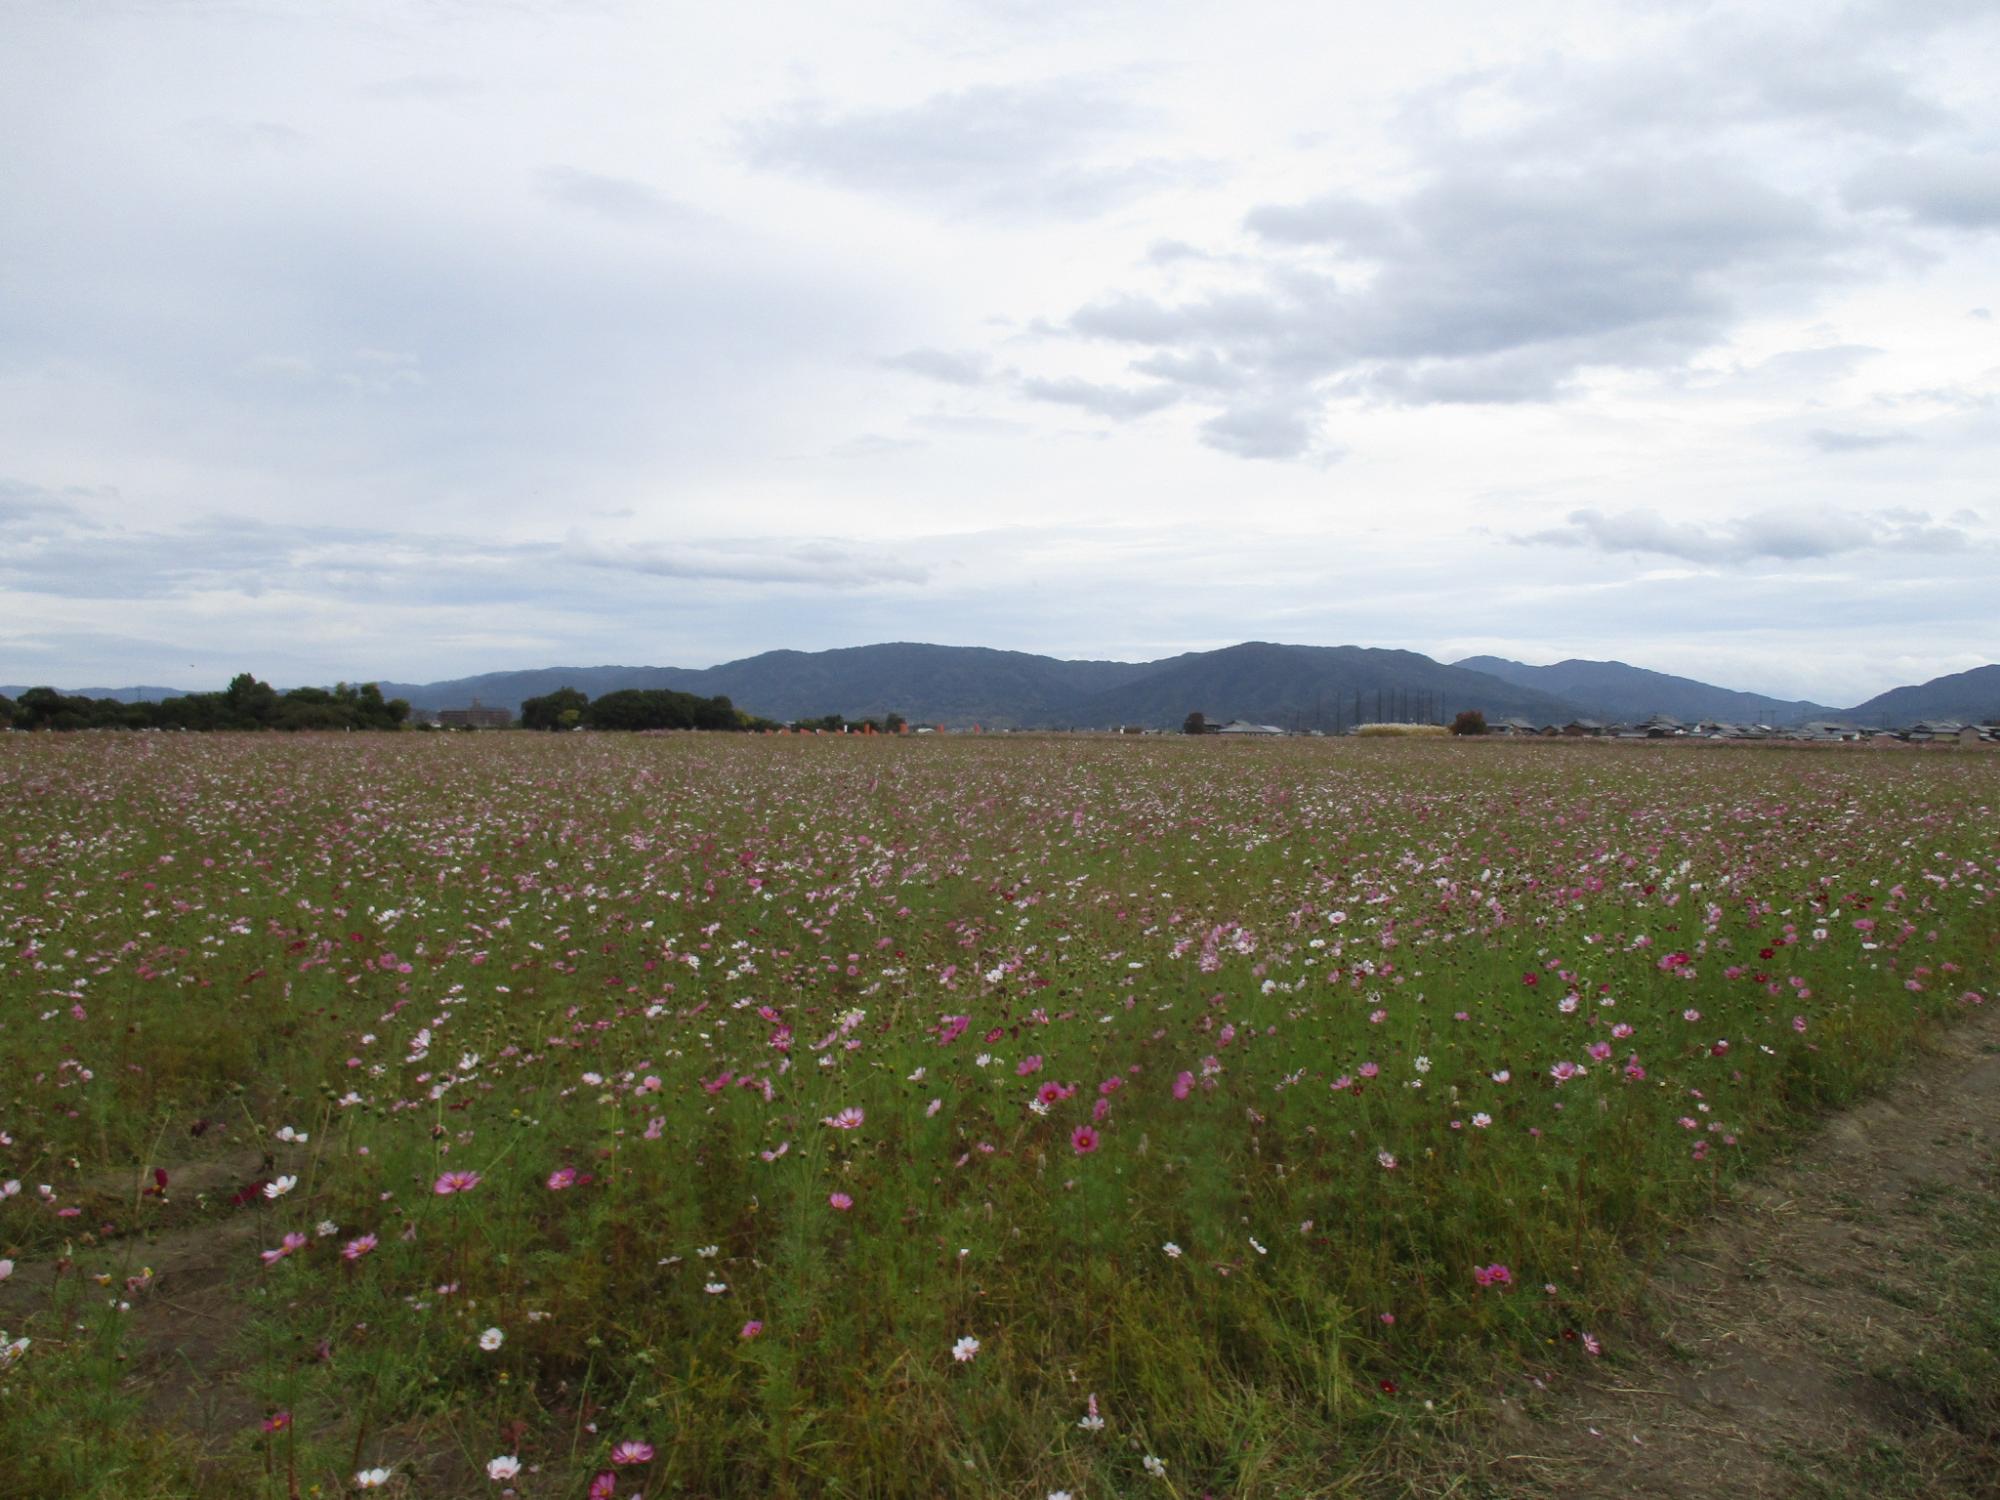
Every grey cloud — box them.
[1704,343,1880,395]
[1198,400,1320,461]
[1348,346,1579,405]
[880,348,991,386]
[1846,152,2000,227]
[0,501,931,604]
[1808,427,1915,452]
[909,412,1028,436]
[1523,506,1971,563]
[1128,348,1247,390]
[180,116,308,155]
[1017,375,1178,419]
[1145,239,1209,265]
[0,478,94,530]
[538,166,696,225]
[1051,151,1842,459]
[565,536,928,587]
[740,81,1193,217]
[1243,195,1403,251]
[1243,160,1824,365]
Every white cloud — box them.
[0,0,1996,694]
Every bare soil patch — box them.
[1478,1000,2000,1499]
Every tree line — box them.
[519,686,774,733]
[0,675,411,732]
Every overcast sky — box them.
[2,0,1996,703]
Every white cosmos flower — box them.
[264,1175,298,1200]
[479,1327,504,1351]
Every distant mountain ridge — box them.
[0,685,191,704]
[364,643,1993,730]
[1453,656,1840,725]
[1845,664,2000,727]
[11,647,1996,730]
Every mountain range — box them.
[18,643,1990,730]
[10,644,1996,730]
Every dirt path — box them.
[1475,1000,2000,1499]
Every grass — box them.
[1781,1171,2000,1498]
[0,731,1995,1497]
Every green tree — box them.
[224,672,280,726]
[521,687,590,731]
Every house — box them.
[1796,720,1865,742]
[438,699,513,730]
[1489,716,1539,736]
[1644,714,1684,738]
[1561,719,1605,737]
[1958,725,1989,746]
[1216,720,1285,736]
[1906,719,1966,742]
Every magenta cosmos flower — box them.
[1070,1125,1100,1155]
[610,1440,654,1466]
[546,1167,578,1191]
[433,1171,481,1195]
[828,1191,854,1211]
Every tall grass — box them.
[0,733,1993,1496]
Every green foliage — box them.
[1451,709,1488,735]
[583,688,762,731]
[4,675,410,733]
[520,686,589,731]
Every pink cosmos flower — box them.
[433,1171,481,1195]
[828,1192,853,1211]
[822,1107,864,1130]
[740,1320,763,1339]
[1015,1055,1043,1076]
[260,1231,309,1265]
[1070,1125,1100,1155]
[546,1167,578,1191]
[589,1474,617,1500]
[611,1440,654,1466]
[1472,1263,1513,1288]
[342,1233,377,1261]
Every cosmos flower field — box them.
[1,732,1994,1498]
